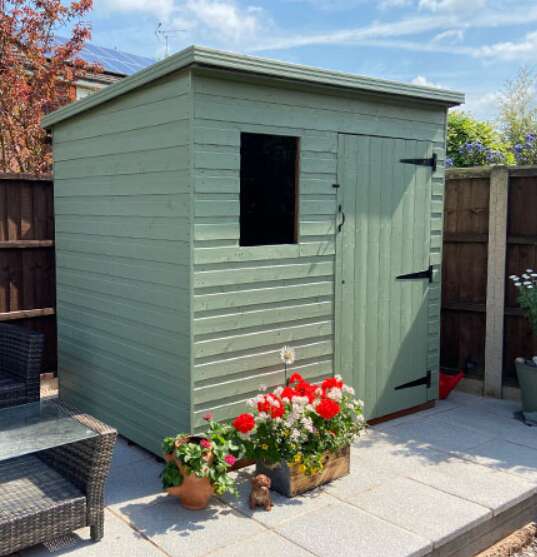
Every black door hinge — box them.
[332,183,340,189]
[400,153,437,172]
[395,370,432,391]
[396,265,433,283]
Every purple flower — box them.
[446,157,454,168]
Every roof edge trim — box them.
[42,45,464,128]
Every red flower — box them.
[280,386,297,400]
[316,398,341,420]
[295,381,317,403]
[224,454,237,466]
[322,377,343,392]
[232,413,256,434]
[288,372,304,385]
[202,411,214,422]
[258,394,285,419]
[200,439,212,450]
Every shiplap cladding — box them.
[190,70,448,427]
[52,71,193,454]
[46,47,459,452]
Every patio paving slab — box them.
[406,456,537,515]
[220,466,335,528]
[275,501,432,557]
[21,510,163,557]
[208,531,316,557]
[453,438,537,484]
[349,476,491,548]
[115,494,266,557]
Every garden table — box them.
[0,398,98,462]
[0,399,116,556]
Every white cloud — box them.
[378,0,413,8]
[174,0,266,43]
[411,75,444,88]
[99,0,174,17]
[418,0,487,13]
[474,30,537,61]
[461,90,502,120]
[432,28,464,43]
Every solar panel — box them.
[53,37,155,76]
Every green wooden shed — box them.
[43,46,464,455]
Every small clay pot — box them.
[164,436,214,510]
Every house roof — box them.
[53,37,154,76]
[42,45,465,129]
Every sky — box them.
[85,0,537,121]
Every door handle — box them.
[337,204,346,233]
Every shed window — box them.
[240,133,299,246]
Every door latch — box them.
[400,153,437,172]
[337,204,346,233]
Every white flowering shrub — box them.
[510,269,537,361]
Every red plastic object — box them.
[439,370,464,400]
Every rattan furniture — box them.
[0,400,117,555]
[0,323,44,409]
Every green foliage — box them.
[447,111,512,167]
[510,271,537,339]
[498,66,537,150]
[161,419,245,497]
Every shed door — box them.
[335,134,434,420]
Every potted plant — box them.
[232,372,366,497]
[161,414,243,510]
[509,270,537,413]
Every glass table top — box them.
[0,399,97,462]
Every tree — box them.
[446,111,512,168]
[498,66,537,165]
[0,0,97,174]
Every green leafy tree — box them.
[498,66,537,147]
[447,111,512,167]
[498,67,537,165]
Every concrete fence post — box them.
[484,165,509,398]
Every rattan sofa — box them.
[0,322,44,408]
[0,406,117,555]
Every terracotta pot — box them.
[164,436,214,510]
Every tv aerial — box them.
[155,23,186,58]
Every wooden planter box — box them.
[256,446,350,498]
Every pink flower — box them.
[202,412,214,422]
[224,454,237,467]
[200,439,212,450]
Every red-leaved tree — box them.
[0,0,98,174]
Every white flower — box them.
[509,275,519,280]
[273,386,283,397]
[290,428,301,442]
[524,281,532,285]
[515,282,523,288]
[335,374,343,381]
[528,286,534,289]
[259,384,267,392]
[523,274,530,279]
[246,399,256,408]
[527,269,534,273]
[256,412,269,423]
[533,356,537,366]
[356,399,365,409]
[343,385,355,396]
[301,416,314,433]
[280,346,296,365]
[327,387,343,401]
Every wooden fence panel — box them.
[442,166,537,395]
[441,176,489,379]
[0,174,56,371]
[504,175,537,384]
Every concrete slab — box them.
[117,494,265,557]
[220,466,335,528]
[351,476,491,548]
[208,531,316,557]
[21,510,162,557]
[382,414,496,454]
[111,436,156,469]
[454,438,537,484]
[406,456,537,515]
[276,501,432,557]
[106,456,163,509]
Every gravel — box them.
[514,539,537,557]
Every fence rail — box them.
[442,165,537,397]
[0,173,56,371]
